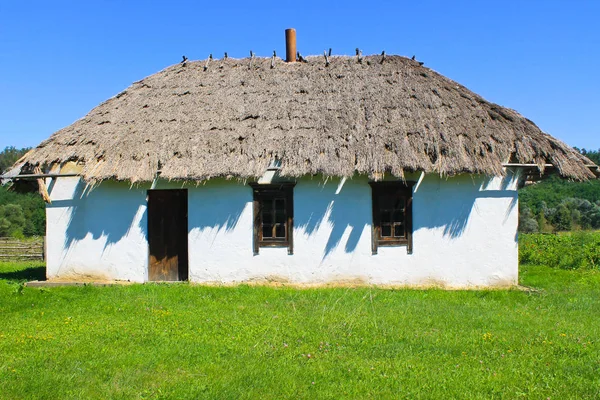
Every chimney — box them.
[285,28,296,62]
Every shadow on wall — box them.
[186,178,364,259]
[295,177,370,260]
[413,174,518,239]
[57,179,247,257]
[187,182,247,234]
[56,181,148,251]
[51,174,518,260]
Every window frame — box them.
[369,181,414,255]
[249,183,295,255]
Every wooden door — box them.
[148,190,188,281]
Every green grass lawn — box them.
[1,262,599,399]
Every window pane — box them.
[263,199,273,211]
[394,224,405,238]
[379,195,394,210]
[262,224,273,238]
[392,209,404,223]
[393,196,405,210]
[275,209,286,224]
[275,224,286,238]
[380,210,391,223]
[274,198,285,212]
[381,225,391,237]
[262,210,273,224]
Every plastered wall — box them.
[46,173,519,287]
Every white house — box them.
[10,32,598,287]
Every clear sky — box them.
[0,0,598,151]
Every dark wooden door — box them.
[148,190,188,281]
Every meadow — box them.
[1,260,599,399]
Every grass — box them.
[0,262,599,399]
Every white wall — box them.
[46,178,148,282]
[46,173,519,287]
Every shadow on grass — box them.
[0,266,46,283]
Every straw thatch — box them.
[17,55,597,182]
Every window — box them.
[369,181,414,254]
[250,183,295,255]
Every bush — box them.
[519,231,600,269]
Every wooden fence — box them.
[0,237,45,261]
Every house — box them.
[9,31,598,287]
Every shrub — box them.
[519,231,600,269]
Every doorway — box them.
[147,189,188,281]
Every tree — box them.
[588,150,600,165]
[0,183,46,236]
[590,207,600,229]
[575,147,600,165]
[552,204,572,231]
[0,204,26,237]
[0,146,30,173]
[536,208,549,232]
[520,174,600,213]
[519,206,539,233]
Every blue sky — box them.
[0,0,598,150]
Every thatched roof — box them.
[17,55,597,182]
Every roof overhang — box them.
[503,163,600,186]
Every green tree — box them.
[0,204,26,237]
[576,147,600,165]
[552,204,573,231]
[536,208,549,232]
[0,146,30,173]
[0,184,46,236]
[520,175,600,214]
[519,206,539,233]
